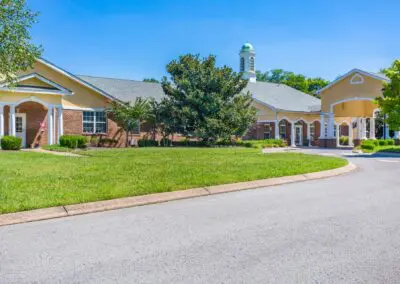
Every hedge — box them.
[138,139,158,147]
[59,135,88,149]
[1,136,22,150]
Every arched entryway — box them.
[0,97,63,148]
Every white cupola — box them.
[239,43,256,83]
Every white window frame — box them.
[279,122,286,139]
[310,124,315,141]
[83,111,107,134]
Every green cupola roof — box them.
[241,42,254,52]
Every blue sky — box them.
[29,0,400,81]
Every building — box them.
[0,44,395,148]
[240,43,395,147]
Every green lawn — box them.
[0,148,347,214]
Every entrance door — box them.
[15,113,26,148]
[295,125,303,146]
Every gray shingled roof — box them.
[77,75,165,102]
[78,75,321,113]
[245,82,321,112]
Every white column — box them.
[385,124,390,139]
[327,113,334,138]
[349,120,354,146]
[0,105,4,138]
[336,123,340,147]
[10,105,16,136]
[48,106,54,145]
[394,131,400,139]
[290,123,295,147]
[57,106,63,143]
[319,114,325,138]
[362,118,368,139]
[369,117,376,139]
[307,123,311,147]
[274,120,279,139]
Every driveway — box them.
[1,149,400,283]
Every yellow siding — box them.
[0,91,61,105]
[253,101,276,121]
[277,112,320,123]
[320,73,383,113]
[333,100,377,118]
[18,77,55,89]
[20,61,111,109]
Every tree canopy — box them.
[0,0,42,83]
[375,59,400,130]
[256,69,329,98]
[161,54,256,141]
[107,98,151,146]
[143,78,159,83]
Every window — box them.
[279,122,286,139]
[249,57,255,71]
[240,57,245,72]
[310,124,315,141]
[350,73,364,85]
[83,111,107,134]
[264,124,271,139]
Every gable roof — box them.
[245,82,321,112]
[317,68,389,94]
[79,75,320,113]
[77,75,165,102]
[37,58,117,101]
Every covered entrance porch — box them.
[0,97,63,148]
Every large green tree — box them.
[0,0,42,83]
[375,59,400,130]
[162,54,256,141]
[256,69,329,98]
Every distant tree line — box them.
[256,69,329,98]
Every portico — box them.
[0,97,63,148]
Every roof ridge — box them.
[78,74,160,84]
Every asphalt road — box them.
[1,149,400,283]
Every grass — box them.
[42,144,87,153]
[0,148,347,214]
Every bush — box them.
[387,139,395,146]
[138,139,158,147]
[378,139,388,146]
[339,136,349,146]
[1,136,22,150]
[361,143,375,151]
[59,135,88,149]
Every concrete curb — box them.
[0,162,356,227]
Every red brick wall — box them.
[17,102,48,147]
[243,122,276,140]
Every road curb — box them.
[0,162,356,227]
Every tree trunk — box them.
[125,130,129,147]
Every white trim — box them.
[0,87,70,96]
[252,97,277,111]
[15,113,26,148]
[37,58,116,101]
[256,120,276,123]
[62,105,105,111]
[1,73,73,95]
[317,68,390,94]
[278,116,294,124]
[329,97,374,113]
[350,73,364,85]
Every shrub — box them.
[59,135,88,149]
[360,143,375,151]
[378,139,388,146]
[138,139,158,147]
[387,139,395,146]
[1,136,22,150]
[339,136,349,146]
